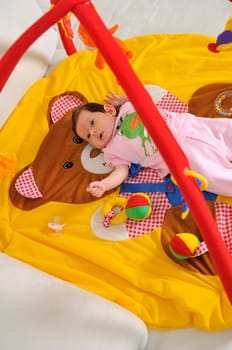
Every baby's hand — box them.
[86,181,106,198]
[104,90,126,108]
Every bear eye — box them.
[63,162,74,169]
[73,135,83,144]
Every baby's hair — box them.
[71,102,105,136]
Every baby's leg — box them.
[193,117,232,161]
[208,117,232,161]
[182,117,232,196]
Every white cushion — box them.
[0,0,58,127]
[0,253,148,350]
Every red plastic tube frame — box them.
[0,0,232,304]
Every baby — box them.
[72,91,232,198]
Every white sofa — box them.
[0,253,148,350]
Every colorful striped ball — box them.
[169,233,200,260]
[125,193,152,220]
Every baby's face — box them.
[75,105,116,149]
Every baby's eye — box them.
[90,119,94,126]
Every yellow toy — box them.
[102,192,152,227]
[171,169,208,219]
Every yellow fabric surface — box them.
[1,33,232,330]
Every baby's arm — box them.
[104,90,128,108]
[105,85,166,107]
[86,164,129,197]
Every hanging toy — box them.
[50,0,76,55]
[78,22,133,69]
[171,169,208,219]
[102,193,152,228]
[168,169,209,260]
[208,16,232,53]
[169,233,201,260]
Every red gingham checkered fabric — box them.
[120,168,171,238]
[156,91,188,113]
[216,202,232,255]
[50,95,84,123]
[15,166,42,198]
[194,202,232,257]
[193,241,208,257]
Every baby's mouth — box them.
[99,131,104,140]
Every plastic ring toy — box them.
[171,169,208,191]
[214,90,232,117]
[183,169,208,191]
[102,196,128,225]
[171,169,208,219]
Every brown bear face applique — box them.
[9,91,113,210]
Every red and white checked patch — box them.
[50,95,84,123]
[15,166,42,199]
[120,168,171,238]
[194,202,232,257]
[157,91,188,113]
[215,202,232,255]
[193,241,208,257]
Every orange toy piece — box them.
[0,153,16,180]
[78,22,133,69]
[50,0,133,67]
[50,0,76,55]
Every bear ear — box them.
[14,166,42,199]
[47,91,88,126]
[9,164,49,210]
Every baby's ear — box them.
[104,103,117,116]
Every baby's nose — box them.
[90,128,97,136]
